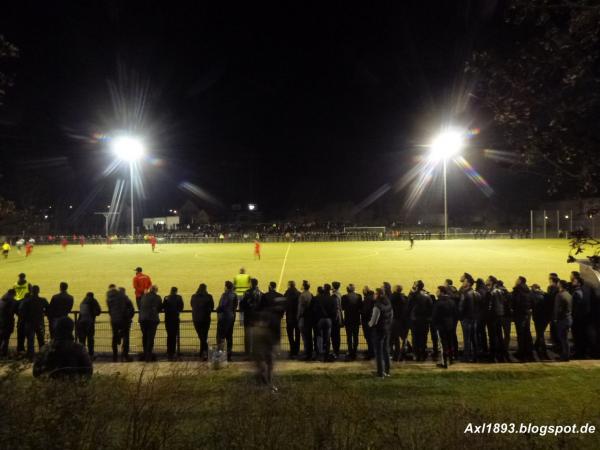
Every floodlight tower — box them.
[112,136,145,239]
[429,129,464,239]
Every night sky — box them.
[0,1,543,225]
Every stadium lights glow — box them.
[428,129,464,162]
[248,203,256,211]
[427,128,466,239]
[110,134,146,238]
[112,136,145,162]
[565,215,569,219]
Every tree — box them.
[467,0,600,196]
[0,35,18,105]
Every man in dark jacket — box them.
[409,280,433,361]
[512,276,534,361]
[361,286,375,359]
[33,316,92,380]
[390,285,410,361]
[341,284,362,360]
[570,272,591,359]
[76,292,101,358]
[138,285,162,362]
[48,282,74,339]
[531,283,550,360]
[554,280,573,361]
[369,288,393,378]
[297,280,314,360]
[547,273,561,351]
[284,280,300,358]
[163,287,184,360]
[432,286,458,368]
[217,280,237,361]
[239,278,262,356]
[444,279,460,358]
[459,273,481,362]
[19,286,49,358]
[486,276,510,362]
[190,283,214,360]
[314,285,337,361]
[107,285,135,362]
[261,282,284,344]
[330,281,343,359]
[0,289,17,357]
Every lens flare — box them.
[453,156,494,197]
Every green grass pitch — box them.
[0,239,574,305]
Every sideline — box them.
[277,242,292,288]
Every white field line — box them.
[277,242,292,288]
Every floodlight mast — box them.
[429,129,464,240]
[111,135,145,239]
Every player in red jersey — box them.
[254,240,261,260]
[149,235,157,252]
[25,241,33,257]
[61,237,68,251]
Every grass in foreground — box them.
[1,361,599,449]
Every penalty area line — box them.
[277,242,292,288]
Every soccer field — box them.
[1,239,574,304]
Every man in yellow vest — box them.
[234,268,251,300]
[13,273,31,353]
[2,241,11,259]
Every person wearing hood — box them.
[512,276,534,361]
[76,292,101,358]
[216,280,237,362]
[33,316,92,379]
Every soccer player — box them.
[409,233,414,249]
[16,238,24,254]
[149,235,157,252]
[254,240,261,260]
[79,235,86,247]
[61,237,68,251]
[133,267,153,308]
[2,241,11,259]
[25,241,33,257]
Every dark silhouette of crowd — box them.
[0,268,598,380]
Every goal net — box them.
[343,226,386,235]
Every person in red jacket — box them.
[25,241,33,257]
[79,236,85,247]
[254,240,261,260]
[133,267,152,307]
[149,235,157,252]
[61,238,68,251]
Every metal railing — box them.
[7,310,542,356]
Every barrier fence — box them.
[7,310,550,356]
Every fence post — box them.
[543,210,547,239]
[530,210,534,239]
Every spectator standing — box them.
[191,283,214,361]
[163,287,184,361]
[76,292,101,358]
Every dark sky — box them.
[1,1,539,224]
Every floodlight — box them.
[112,136,145,162]
[429,129,464,162]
